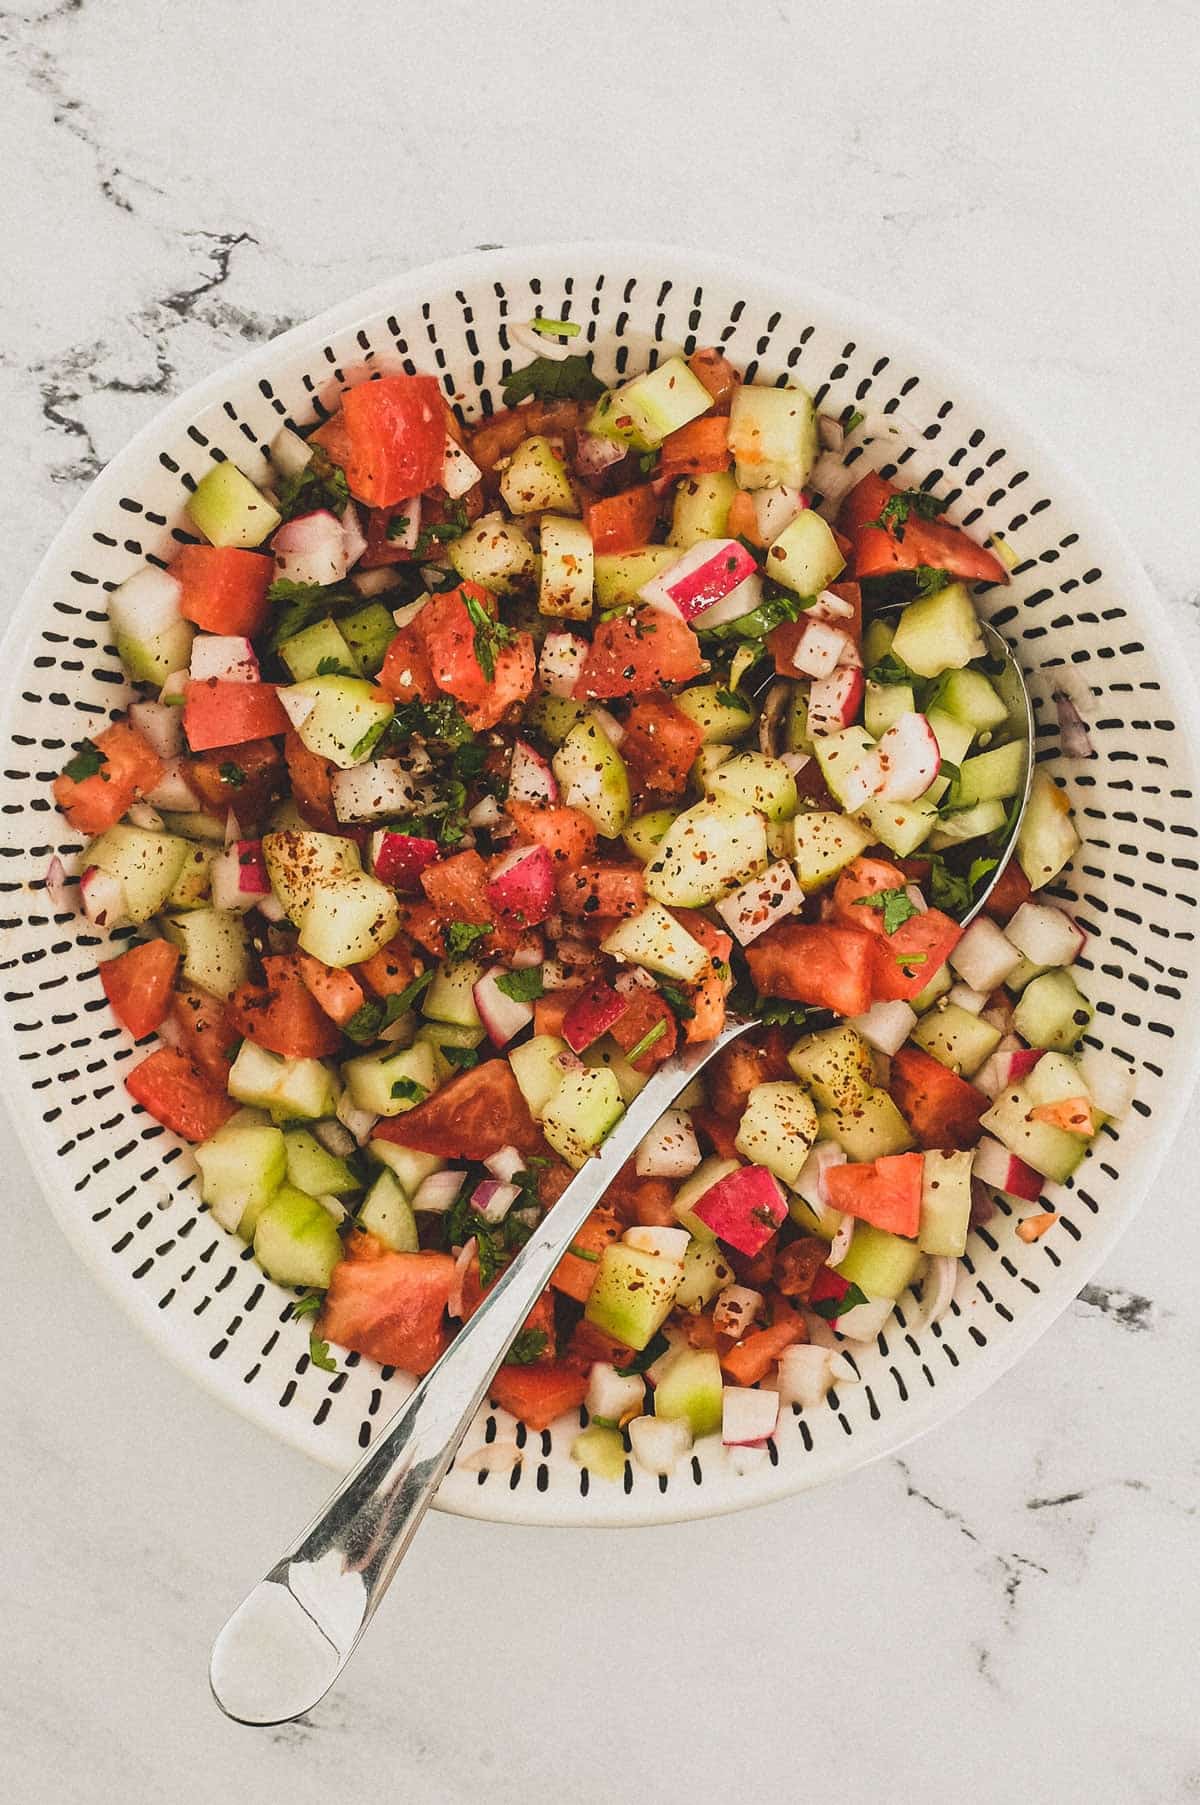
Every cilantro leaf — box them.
[275,452,349,523]
[530,317,580,339]
[845,409,865,434]
[385,513,413,542]
[505,1328,549,1366]
[342,972,434,1045]
[308,1334,338,1373]
[854,886,920,935]
[809,1281,869,1321]
[756,998,816,1029]
[349,716,391,762]
[868,489,946,541]
[463,592,515,683]
[289,1292,322,1320]
[699,587,805,643]
[218,761,246,788]
[715,689,744,710]
[865,651,915,687]
[446,920,492,960]
[390,1076,427,1105]
[615,1331,671,1377]
[657,983,696,1023]
[969,854,1000,891]
[315,656,358,677]
[496,966,544,1003]
[388,696,476,750]
[501,353,604,408]
[442,1043,479,1070]
[926,855,971,916]
[63,738,105,783]
[267,577,357,650]
[914,565,951,597]
[413,500,469,559]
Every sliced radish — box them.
[484,1144,526,1183]
[843,712,940,809]
[470,1179,520,1224]
[794,1139,847,1214]
[336,1093,378,1146]
[790,618,850,679]
[807,587,856,625]
[385,496,422,555]
[586,1362,645,1423]
[486,842,555,926]
[714,859,802,946]
[508,738,559,805]
[561,978,627,1053]
[623,1225,690,1262]
[973,1044,1043,1098]
[128,700,184,761]
[638,538,759,623]
[807,666,865,737]
[949,917,1021,992]
[125,802,164,832]
[210,839,271,912]
[1077,1047,1136,1118]
[473,968,535,1048]
[721,1385,779,1446]
[776,1344,835,1409]
[79,865,127,928]
[751,486,805,543]
[413,1169,468,1214]
[538,630,588,698]
[368,830,440,891]
[972,1134,1042,1202]
[189,635,260,684]
[331,760,426,824]
[1004,901,1087,968]
[340,502,367,569]
[629,1414,691,1477]
[713,1285,763,1338]
[691,1165,787,1256]
[44,854,73,912]
[442,436,483,500]
[849,998,917,1057]
[272,509,349,586]
[694,571,764,629]
[634,1107,701,1179]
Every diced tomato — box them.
[488,1359,588,1431]
[706,1036,791,1119]
[720,1299,806,1387]
[727,490,760,544]
[53,720,165,835]
[124,1046,237,1142]
[873,915,962,1003]
[183,680,289,752]
[825,1152,925,1238]
[603,1161,676,1228]
[1030,1096,1096,1135]
[609,987,677,1071]
[582,484,660,556]
[557,862,646,920]
[619,695,704,802]
[568,1317,640,1369]
[378,625,438,703]
[506,800,597,874]
[692,1106,741,1160]
[682,1310,722,1350]
[983,858,1033,923]
[338,375,446,509]
[809,1265,853,1316]
[358,502,420,569]
[551,1206,622,1303]
[421,848,489,922]
[574,608,703,700]
[372,1058,543,1158]
[774,1237,831,1301]
[169,984,236,1086]
[458,1260,557,1356]
[413,582,535,728]
[228,954,343,1059]
[535,1157,575,1210]
[171,544,274,637]
[282,729,339,832]
[657,416,731,482]
[294,951,366,1028]
[890,1045,988,1150]
[98,938,180,1039]
[831,855,908,925]
[839,474,1009,585]
[464,636,535,731]
[309,412,354,468]
[670,910,733,1045]
[354,934,423,998]
[687,347,740,411]
[318,1234,455,1375]
[394,898,446,957]
[746,921,876,1018]
[532,989,580,1038]
[187,739,283,826]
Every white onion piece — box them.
[817,414,845,453]
[801,1309,839,1351]
[713,1285,763,1338]
[904,883,928,914]
[484,1144,525,1183]
[509,932,544,969]
[471,1180,520,1224]
[622,1225,690,1262]
[256,889,287,923]
[330,760,425,824]
[589,705,624,747]
[833,1295,895,1344]
[721,1386,780,1445]
[776,1343,835,1409]
[628,1415,691,1477]
[336,1092,377,1146]
[849,998,918,1057]
[574,432,625,478]
[273,509,349,586]
[1054,690,1095,759]
[278,688,317,729]
[949,916,1022,992]
[447,1236,477,1320]
[79,865,127,928]
[313,1119,355,1159]
[339,502,367,569]
[1077,1047,1136,1118]
[539,959,578,991]
[144,757,200,813]
[909,1256,958,1334]
[828,1213,855,1267]
[125,802,164,832]
[442,436,483,500]
[586,1363,645,1424]
[634,1108,701,1179]
[457,1438,522,1473]
[129,699,184,760]
[414,1170,467,1214]
[467,794,502,828]
[189,635,260,684]
[946,982,989,1016]
[269,425,312,479]
[779,750,811,778]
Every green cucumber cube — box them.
[911,1003,1002,1077]
[542,1066,624,1168]
[918,1149,974,1256]
[279,618,362,682]
[674,1237,734,1312]
[818,1091,915,1161]
[423,960,485,1028]
[890,584,985,679]
[652,1347,723,1437]
[262,829,362,924]
[669,471,737,549]
[952,740,1026,808]
[728,383,818,490]
[584,1242,684,1349]
[85,826,191,925]
[865,680,916,739]
[589,356,712,450]
[187,461,281,549]
[552,716,632,838]
[1012,970,1093,1052]
[706,751,798,822]
[284,1127,361,1197]
[340,602,399,674]
[936,668,1009,735]
[764,509,845,596]
[791,810,873,891]
[508,1034,571,1119]
[834,1222,924,1300]
[787,1026,875,1110]
[252,1184,343,1288]
[159,906,250,999]
[539,515,594,620]
[979,1083,1088,1183]
[673,682,757,745]
[601,902,709,983]
[297,871,400,967]
[644,800,768,907]
[570,1424,627,1482]
[285,675,394,769]
[343,1041,437,1118]
[448,512,537,593]
[358,1169,419,1253]
[622,810,674,864]
[734,1082,819,1188]
[194,1117,287,1237]
[366,1141,445,1193]
[499,435,579,516]
[592,546,677,609]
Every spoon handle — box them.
[209,1017,752,1725]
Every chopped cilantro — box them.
[290,1292,322,1320]
[308,1334,338,1373]
[854,887,920,935]
[390,1076,427,1105]
[896,951,927,967]
[756,998,816,1029]
[315,656,358,677]
[342,972,434,1045]
[615,1330,671,1377]
[446,919,492,960]
[505,1328,549,1366]
[413,500,469,559]
[275,453,350,523]
[845,409,865,434]
[218,761,246,789]
[914,565,951,596]
[865,651,915,687]
[715,688,744,710]
[442,1043,479,1070]
[566,1242,601,1263]
[385,514,412,541]
[388,696,475,749]
[267,577,356,650]
[810,1281,868,1320]
[501,353,604,409]
[530,317,580,339]
[63,739,105,783]
[495,966,544,1003]
[700,586,805,643]
[969,854,1000,891]
[657,983,696,1022]
[463,592,516,683]
[637,449,661,476]
[868,488,945,541]
[623,1018,668,1065]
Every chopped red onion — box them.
[44,855,73,912]
[314,1119,356,1160]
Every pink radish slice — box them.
[211,842,270,911]
[272,509,349,586]
[369,831,440,891]
[693,572,763,629]
[79,865,126,928]
[807,666,864,736]
[972,1135,1043,1202]
[691,1165,787,1256]
[790,618,850,679]
[721,1385,780,1446]
[843,712,941,810]
[509,931,545,969]
[473,969,535,1048]
[538,631,588,698]
[189,635,260,684]
[485,843,555,925]
[508,738,559,805]
[638,538,759,622]
[44,855,73,912]
[973,1045,1043,1098]
[561,978,628,1053]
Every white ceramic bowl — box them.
[3,244,1197,1526]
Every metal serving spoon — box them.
[210,1016,755,1726]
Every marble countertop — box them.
[3,3,1198,1801]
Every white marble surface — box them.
[2,3,1199,1800]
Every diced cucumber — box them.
[227,1042,335,1122]
[542,1066,624,1168]
[936,668,1009,735]
[584,1241,684,1348]
[1016,768,1080,890]
[788,1025,875,1110]
[500,435,579,516]
[864,680,916,738]
[552,716,631,838]
[570,1424,627,1482]
[644,800,768,907]
[279,618,362,682]
[833,1222,923,1300]
[284,1128,360,1197]
[705,751,797,822]
[285,675,393,769]
[918,1149,974,1257]
[652,1346,723,1437]
[890,584,986,679]
[669,472,737,549]
[160,907,249,999]
[85,826,190,924]
[358,1168,418,1253]
[166,842,217,911]
[693,744,734,787]
[672,1157,739,1241]
[764,510,845,597]
[252,1184,343,1288]
[951,740,1026,807]
[1024,1051,1087,1108]
[818,1091,915,1161]
[673,682,757,745]
[298,871,400,967]
[526,694,589,745]
[187,461,281,549]
[857,793,939,857]
[674,1237,734,1312]
[339,602,397,674]
[589,356,712,450]
[367,1141,445,1193]
[728,383,818,490]
[108,566,195,685]
[1012,969,1093,1052]
[814,726,875,807]
[343,1041,438,1118]
[538,515,593,619]
[979,1083,1088,1182]
[448,511,538,593]
[926,706,976,769]
[862,617,895,667]
[928,798,1007,849]
[791,809,873,891]
[622,809,674,863]
[159,810,227,845]
[733,1081,818,1188]
[786,686,814,755]
[593,546,677,610]
[415,1020,486,1084]
[262,829,361,925]
[509,1034,572,1120]
[601,903,709,983]
[194,1117,287,1236]
[912,1002,1002,1077]
[423,960,485,1029]
[581,1042,648,1104]
[910,964,953,1012]
[1004,952,1048,994]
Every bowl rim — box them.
[4,240,1199,1524]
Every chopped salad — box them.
[49,335,1134,1481]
